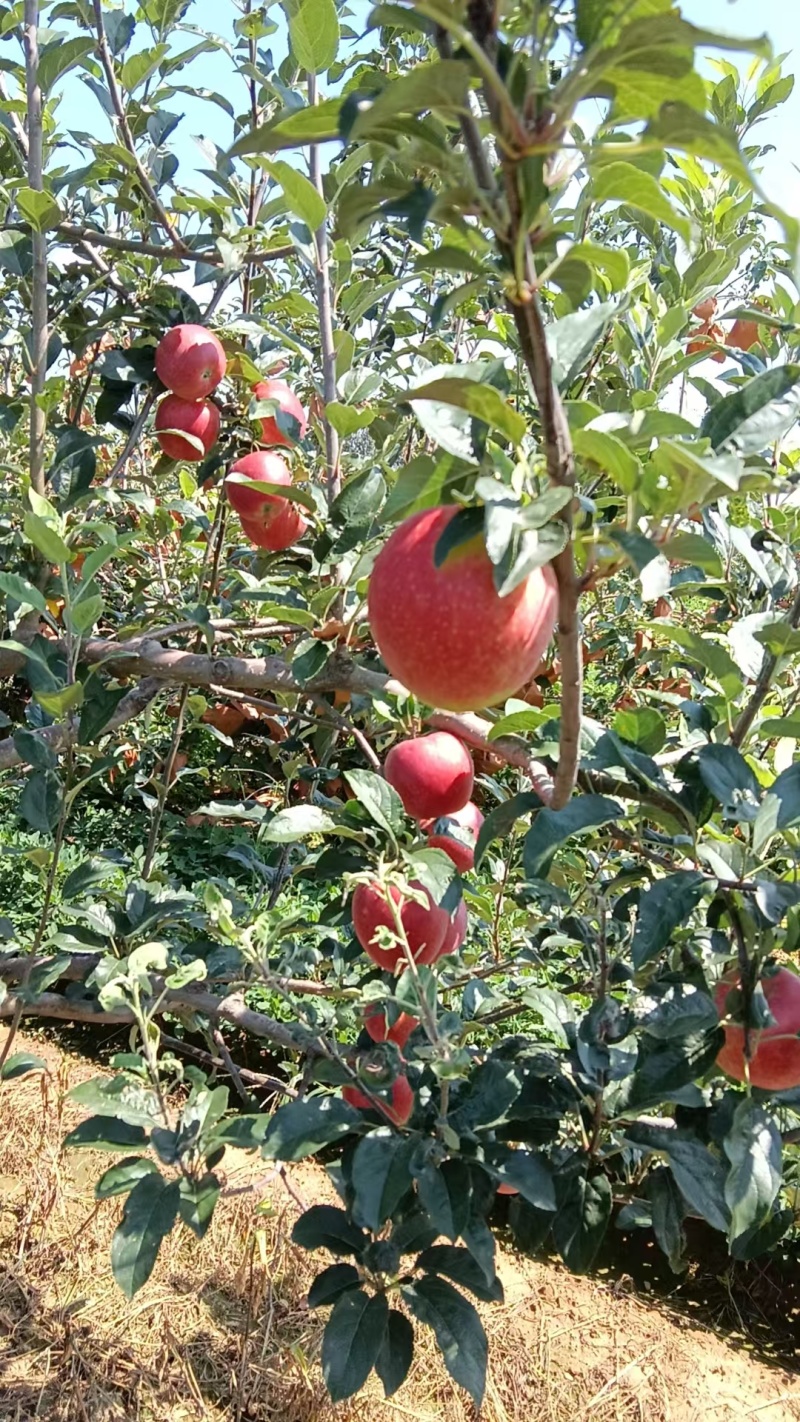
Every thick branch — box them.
[730,583,800,747]
[23,0,48,499]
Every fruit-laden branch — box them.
[730,580,800,747]
[444,20,582,811]
[0,636,555,795]
[23,0,48,500]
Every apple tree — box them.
[2,0,800,1405]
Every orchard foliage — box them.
[2,0,800,1407]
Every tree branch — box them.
[0,676,162,770]
[2,221,294,267]
[730,582,800,747]
[307,73,340,504]
[23,0,48,499]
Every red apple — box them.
[352,879,448,971]
[385,732,473,821]
[252,378,307,447]
[342,1075,414,1126]
[426,800,484,872]
[364,1003,420,1050]
[715,967,800,1091]
[240,501,306,550]
[226,449,294,520]
[155,324,226,401]
[496,1183,519,1196]
[154,395,219,462]
[437,897,468,959]
[368,505,559,712]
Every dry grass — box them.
[1,1031,799,1422]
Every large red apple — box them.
[154,395,219,462]
[240,501,306,550]
[715,966,800,1091]
[252,378,307,447]
[352,879,448,970]
[426,800,484,872]
[226,449,294,520]
[368,505,559,712]
[364,1003,419,1050]
[385,732,473,821]
[342,1075,414,1126]
[437,897,468,959]
[155,324,226,401]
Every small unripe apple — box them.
[240,501,306,550]
[364,1003,420,1050]
[155,323,226,401]
[437,896,468,959]
[426,800,484,872]
[385,732,473,821]
[154,395,219,462]
[715,966,800,1091]
[352,879,448,970]
[342,1075,414,1126]
[368,505,559,712]
[252,378,307,446]
[226,449,293,520]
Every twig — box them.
[0,677,162,771]
[23,0,48,499]
[307,73,340,503]
[160,1031,296,1096]
[730,582,800,747]
[2,220,294,267]
[104,387,158,483]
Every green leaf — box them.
[696,744,761,820]
[95,1157,159,1199]
[344,769,405,837]
[619,1032,722,1111]
[547,300,619,390]
[375,1309,414,1398]
[626,1125,730,1233]
[178,1172,220,1239]
[110,1173,180,1299]
[351,1129,416,1232]
[700,365,800,453]
[553,1173,612,1272]
[645,100,752,186]
[0,571,47,613]
[612,706,666,756]
[24,512,70,565]
[262,158,326,229]
[592,160,690,240]
[416,1160,471,1243]
[487,1150,556,1211]
[322,1290,388,1403]
[64,1116,149,1152]
[417,1244,503,1303]
[647,1166,686,1273]
[293,1204,369,1256]
[662,531,723,575]
[0,1051,47,1081]
[12,728,57,771]
[723,1100,781,1244]
[228,98,343,156]
[121,43,169,93]
[382,454,438,522]
[325,402,376,437]
[263,1096,361,1160]
[644,621,742,697]
[523,796,622,878]
[350,58,470,139]
[403,1275,487,1406]
[282,0,339,73]
[0,232,32,277]
[572,427,640,492]
[631,871,707,969]
[19,769,63,834]
[308,1262,361,1307]
[78,675,126,745]
[331,468,385,525]
[262,805,338,842]
[474,791,542,869]
[449,1058,522,1132]
[16,186,61,233]
[68,1075,162,1129]
[406,376,526,446]
[37,36,93,93]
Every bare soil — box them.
[1,1027,799,1422]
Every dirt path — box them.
[1,1028,798,1422]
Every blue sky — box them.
[46,0,799,215]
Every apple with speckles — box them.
[155,324,226,401]
[154,395,219,462]
[385,732,473,821]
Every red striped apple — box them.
[154,395,219,462]
[385,732,473,821]
[352,879,448,971]
[155,323,226,400]
[253,378,307,446]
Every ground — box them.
[1,1028,799,1422]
